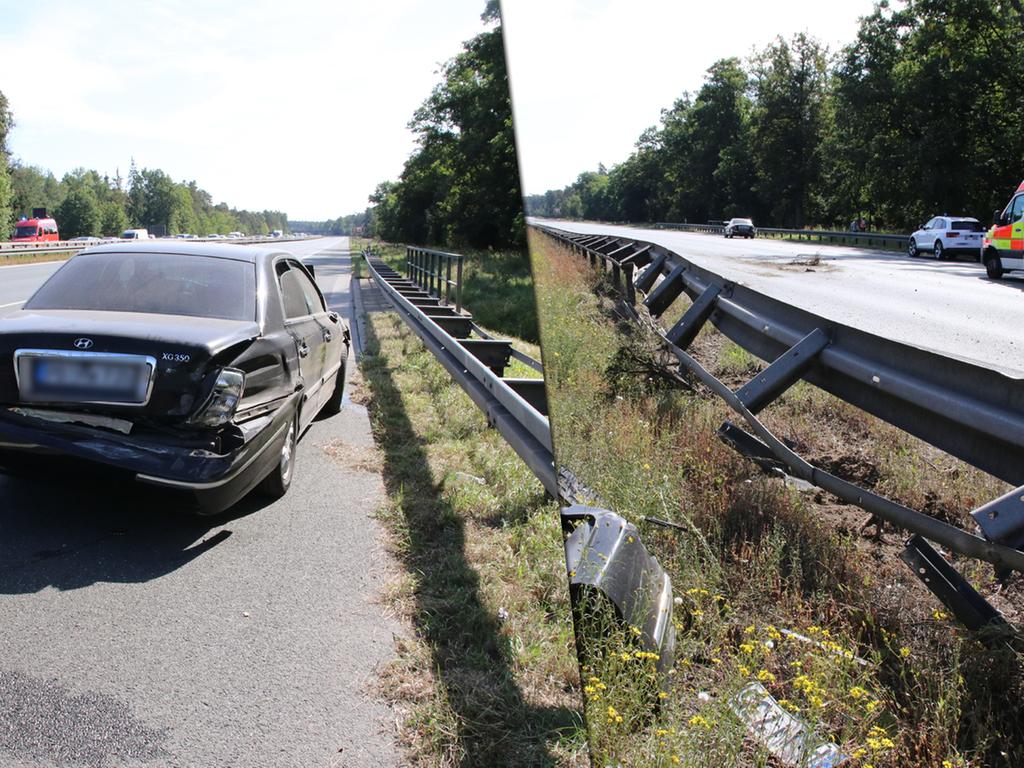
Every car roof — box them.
[76,240,289,264]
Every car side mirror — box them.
[994,209,1005,226]
[304,262,316,278]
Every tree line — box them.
[289,209,373,237]
[312,1,523,251]
[525,0,1024,233]
[0,97,288,240]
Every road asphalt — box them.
[0,237,402,767]
[537,220,1024,378]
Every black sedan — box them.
[0,242,349,514]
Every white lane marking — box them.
[0,300,25,309]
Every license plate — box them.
[16,351,154,405]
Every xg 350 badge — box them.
[162,352,191,363]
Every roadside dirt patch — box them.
[323,439,384,474]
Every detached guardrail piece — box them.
[732,682,847,768]
[562,505,676,682]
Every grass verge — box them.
[0,250,75,266]
[358,296,584,765]
[530,229,1022,768]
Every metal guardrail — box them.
[0,234,316,259]
[362,245,677,678]
[406,246,465,313]
[650,221,910,250]
[363,249,554,496]
[535,223,1024,635]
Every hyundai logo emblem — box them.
[73,338,94,350]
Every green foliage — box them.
[525,0,1024,232]
[55,185,101,238]
[100,200,129,236]
[0,90,12,237]
[371,4,525,250]
[4,149,288,239]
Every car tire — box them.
[908,238,919,258]
[258,413,297,499]
[321,345,349,416]
[934,240,945,260]
[984,250,1004,279]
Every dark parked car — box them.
[724,217,756,238]
[0,242,349,514]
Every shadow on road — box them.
[360,317,575,767]
[0,458,262,594]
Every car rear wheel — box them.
[934,240,945,260]
[984,251,1004,279]
[321,345,349,416]
[258,415,297,499]
[908,238,919,258]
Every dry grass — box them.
[530,229,1024,768]
[358,307,586,767]
[0,251,74,266]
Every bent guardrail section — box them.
[362,246,677,678]
[535,222,1024,635]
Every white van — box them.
[121,228,150,240]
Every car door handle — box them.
[323,330,333,342]
[298,341,310,358]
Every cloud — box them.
[0,0,486,219]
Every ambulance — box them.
[982,179,1024,279]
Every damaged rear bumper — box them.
[0,398,295,513]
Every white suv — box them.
[908,216,984,260]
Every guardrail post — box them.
[456,256,464,314]
[444,256,453,306]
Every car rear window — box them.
[951,220,984,232]
[25,252,256,321]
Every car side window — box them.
[1011,195,1024,223]
[289,261,327,314]
[276,262,310,320]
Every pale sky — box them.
[0,0,487,221]
[502,0,882,195]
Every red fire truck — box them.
[11,214,60,243]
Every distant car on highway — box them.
[724,218,756,238]
[982,180,1024,279]
[68,236,104,243]
[0,242,350,514]
[908,216,984,260]
[121,228,150,241]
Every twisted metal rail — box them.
[535,223,1024,635]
